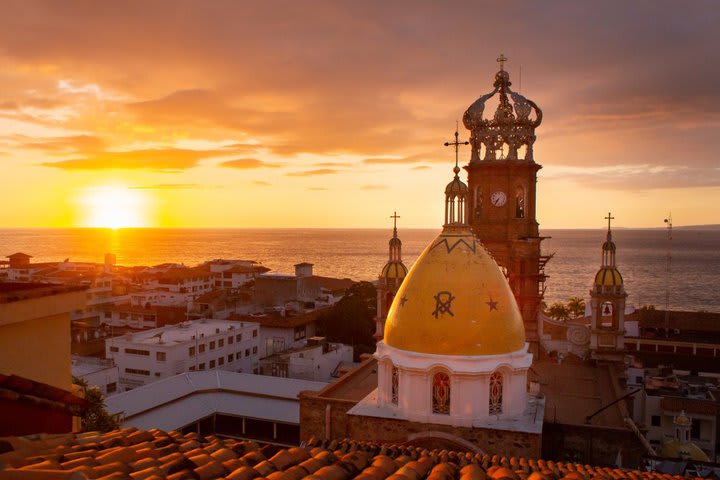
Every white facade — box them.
[106,319,261,392]
[71,355,120,397]
[260,323,318,358]
[260,338,353,382]
[370,341,533,427]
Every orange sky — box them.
[1,1,719,229]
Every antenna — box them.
[663,213,672,336]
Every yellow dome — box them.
[661,440,710,462]
[381,261,408,280]
[594,267,623,286]
[383,230,525,356]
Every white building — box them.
[259,336,354,382]
[71,355,120,397]
[106,319,261,392]
[204,259,270,289]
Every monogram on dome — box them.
[462,55,542,163]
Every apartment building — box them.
[106,319,261,392]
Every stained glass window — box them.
[391,366,399,405]
[489,371,503,415]
[432,372,451,414]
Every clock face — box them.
[490,191,507,207]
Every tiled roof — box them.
[0,429,691,480]
[0,374,88,416]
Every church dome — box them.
[594,266,623,286]
[383,230,525,356]
[381,261,408,280]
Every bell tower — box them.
[462,55,550,343]
[374,212,408,342]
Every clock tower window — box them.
[515,186,525,219]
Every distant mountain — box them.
[675,224,720,230]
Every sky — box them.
[0,1,719,229]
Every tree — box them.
[547,302,570,321]
[317,281,377,359]
[567,297,586,318]
[73,376,120,432]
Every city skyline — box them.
[1,1,719,229]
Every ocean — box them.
[1,228,718,312]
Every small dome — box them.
[674,411,692,427]
[594,267,623,286]
[445,169,468,195]
[383,230,525,356]
[661,440,710,462]
[602,240,616,252]
[389,236,402,248]
[381,261,408,280]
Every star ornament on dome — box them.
[399,295,408,307]
[486,296,499,311]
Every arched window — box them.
[474,186,483,218]
[515,186,525,218]
[489,371,503,415]
[391,366,399,405]
[432,372,451,414]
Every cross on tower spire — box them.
[496,53,508,71]
[390,211,400,237]
[605,212,615,232]
[444,122,469,172]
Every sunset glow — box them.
[81,186,149,229]
[0,1,718,229]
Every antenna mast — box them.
[663,213,672,336]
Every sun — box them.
[81,186,148,229]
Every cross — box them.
[605,212,615,231]
[444,122,469,169]
[390,211,400,230]
[496,53,508,71]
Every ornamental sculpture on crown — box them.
[462,58,543,163]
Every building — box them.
[0,283,86,391]
[259,336,353,382]
[204,259,270,289]
[71,355,120,397]
[254,263,353,309]
[0,283,89,434]
[463,59,551,344]
[374,212,408,341]
[302,144,544,458]
[106,319,261,391]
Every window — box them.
[199,363,205,370]
[432,372,451,415]
[294,326,306,341]
[125,368,150,376]
[104,311,112,319]
[219,357,224,366]
[109,346,119,353]
[210,341,216,350]
[155,372,161,377]
[189,366,196,371]
[106,382,117,394]
[236,334,242,342]
[253,329,258,338]
[210,360,216,368]
[691,419,701,440]
[635,376,643,385]
[391,366,399,405]
[651,415,661,427]
[515,186,525,218]
[156,352,166,362]
[228,336,234,344]
[125,348,150,356]
[189,346,196,357]
[199,344,206,353]
[236,352,241,360]
[228,354,233,363]
[489,371,503,415]
[252,346,258,354]
[245,349,250,357]
[219,339,224,348]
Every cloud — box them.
[313,161,347,167]
[253,180,271,187]
[360,184,388,190]
[362,153,431,165]
[130,183,200,190]
[550,165,720,190]
[308,187,329,191]
[22,135,106,153]
[40,148,228,171]
[286,168,337,177]
[412,165,431,170]
[220,158,283,169]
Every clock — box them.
[490,191,507,207]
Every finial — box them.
[444,122,469,173]
[604,211,615,241]
[496,53,508,71]
[390,211,400,237]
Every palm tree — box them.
[547,302,570,321]
[567,297,586,318]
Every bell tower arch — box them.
[462,56,551,343]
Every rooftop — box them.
[0,282,86,304]
[230,308,330,329]
[0,428,691,480]
[71,356,116,377]
[110,319,258,346]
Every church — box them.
[299,57,653,465]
